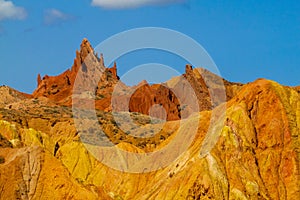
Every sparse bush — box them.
[96,94,105,100]
[0,156,5,164]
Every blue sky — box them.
[0,0,299,93]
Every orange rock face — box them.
[128,83,181,121]
[32,38,119,106]
[127,64,244,121]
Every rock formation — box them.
[0,39,299,199]
[32,38,119,106]
[32,39,242,121]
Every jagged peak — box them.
[185,64,193,74]
[76,38,106,67]
[78,38,94,62]
[72,38,97,73]
[80,38,93,51]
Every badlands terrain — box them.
[0,39,299,199]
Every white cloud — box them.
[44,9,74,25]
[0,0,27,21]
[91,0,186,9]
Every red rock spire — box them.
[37,74,42,87]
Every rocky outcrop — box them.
[37,74,42,87]
[108,62,119,79]
[32,38,119,106]
[128,82,181,121]
[33,38,91,102]
[127,65,243,121]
